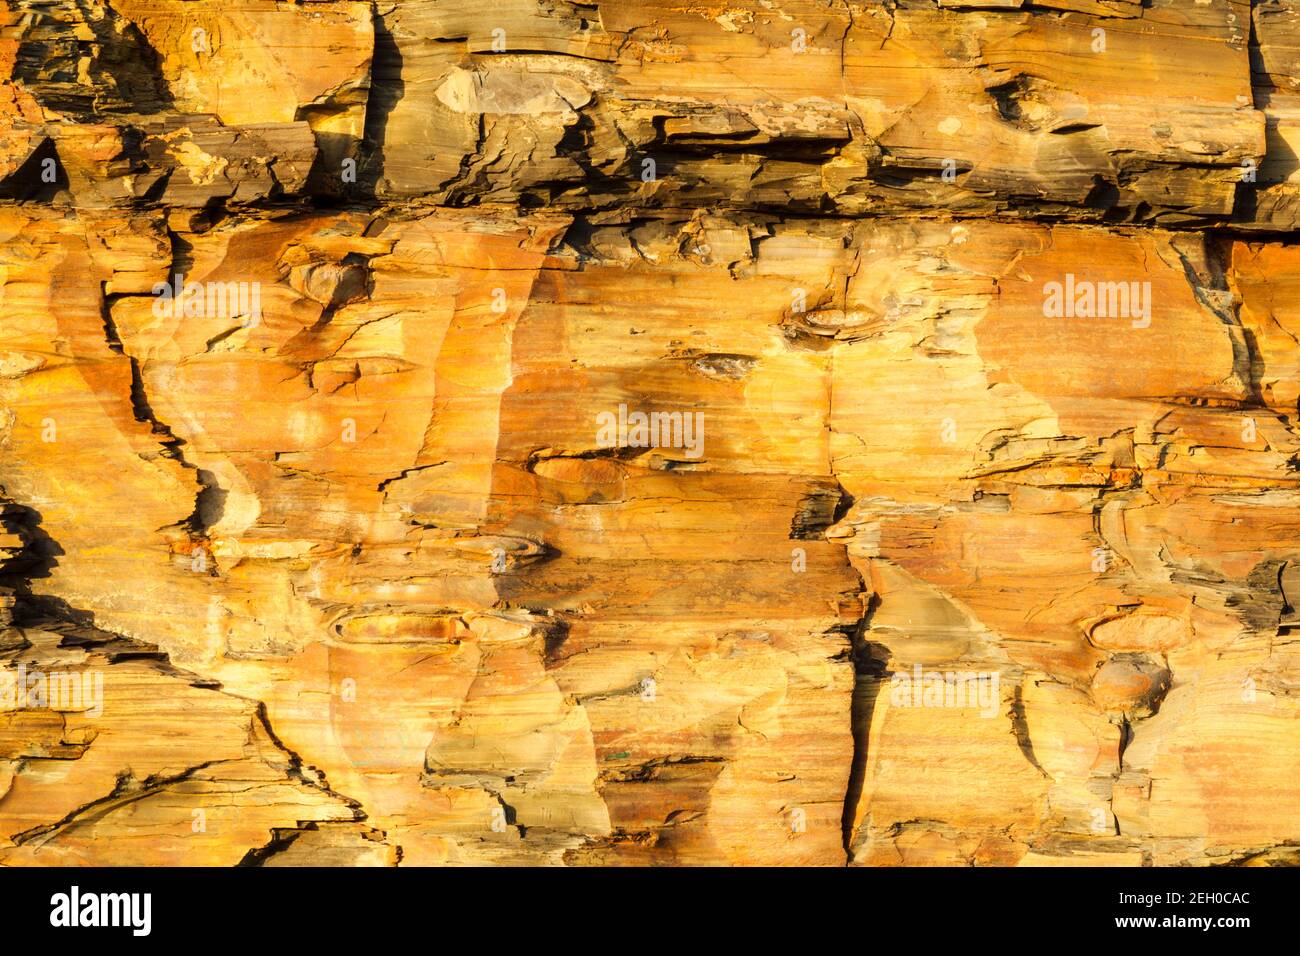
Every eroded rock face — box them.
[0,0,1297,867]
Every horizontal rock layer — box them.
[0,0,1298,866]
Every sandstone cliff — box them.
[0,0,1298,867]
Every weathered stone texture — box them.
[0,0,1298,867]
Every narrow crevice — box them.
[99,282,225,539]
[840,597,887,864]
[1010,682,1052,779]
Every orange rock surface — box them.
[0,0,1297,866]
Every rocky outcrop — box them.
[0,0,1298,866]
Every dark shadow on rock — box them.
[840,596,890,861]
[13,0,175,118]
[190,469,228,536]
[0,138,69,202]
[357,11,405,199]
[304,130,362,202]
[0,501,93,626]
